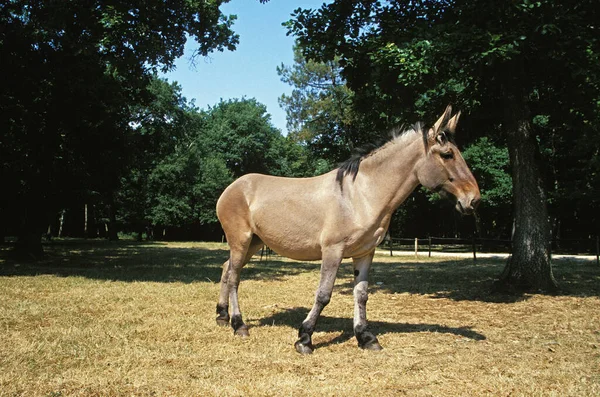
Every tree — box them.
[287,0,600,291]
[278,46,366,163]
[203,98,295,177]
[116,77,201,239]
[0,0,238,255]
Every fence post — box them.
[428,236,432,258]
[415,238,418,259]
[472,235,477,262]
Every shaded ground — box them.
[1,239,598,301]
[0,239,318,283]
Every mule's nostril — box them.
[471,197,481,209]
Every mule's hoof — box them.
[234,325,250,338]
[357,331,383,351]
[294,341,314,355]
[361,340,383,351]
[216,317,230,327]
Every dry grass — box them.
[1,240,599,396]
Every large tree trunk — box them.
[496,98,558,292]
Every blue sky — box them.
[162,0,327,134]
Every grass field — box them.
[1,240,599,396]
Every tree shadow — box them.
[1,241,596,299]
[0,240,319,283]
[258,307,486,349]
[333,258,527,303]
[332,256,600,302]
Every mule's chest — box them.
[344,225,388,258]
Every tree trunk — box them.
[106,197,119,241]
[14,206,44,258]
[58,209,65,237]
[84,203,88,239]
[496,98,558,292]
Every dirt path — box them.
[377,249,598,262]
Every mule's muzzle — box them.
[456,195,481,215]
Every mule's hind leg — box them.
[216,260,232,326]
[216,235,263,336]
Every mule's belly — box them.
[264,241,323,261]
[249,188,328,261]
[253,220,324,261]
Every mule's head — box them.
[415,105,481,215]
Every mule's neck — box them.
[349,132,424,217]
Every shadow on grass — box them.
[258,306,486,349]
[1,241,597,300]
[332,256,600,302]
[0,239,318,283]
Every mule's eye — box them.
[440,151,454,160]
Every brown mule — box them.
[215,106,480,353]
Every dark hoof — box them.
[361,340,383,351]
[294,341,314,355]
[234,325,250,338]
[295,333,314,354]
[216,317,230,327]
[357,331,383,351]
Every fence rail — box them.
[385,236,600,265]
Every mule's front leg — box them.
[295,252,341,354]
[353,252,382,350]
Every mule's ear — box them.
[445,110,461,134]
[433,104,453,135]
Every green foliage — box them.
[461,138,513,236]
[146,151,233,227]
[462,138,512,208]
[202,98,283,177]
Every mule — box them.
[215,105,480,354]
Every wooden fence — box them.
[385,236,600,265]
[256,236,599,265]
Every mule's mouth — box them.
[456,196,480,215]
[437,189,479,216]
[456,200,474,215]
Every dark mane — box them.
[335,123,426,189]
[335,143,378,187]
